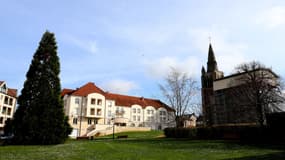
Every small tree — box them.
[230,61,284,126]
[159,68,199,128]
[8,31,71,144]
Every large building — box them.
[61,82,175,137]
[201,44,282,126]
[0,81,17,133]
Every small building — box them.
[0,81,17,134]
[182,113,197,128]
[61,82,176,137]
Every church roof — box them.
[214,68,279,82]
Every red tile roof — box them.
[62,82,105,97]
[61,82,174,111]
[7,88,17,97]
[105,93,174,111]
[61,88,74,97]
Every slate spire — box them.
[207,43,218,72]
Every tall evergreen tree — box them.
[10,31,71,144]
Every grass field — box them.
[0,131,284,160]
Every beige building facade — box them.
[0,81,17,133]
[61,82,175,137]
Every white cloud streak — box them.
[61,34,98,54]
[256,6,285,29]
[144,56,200,79]
[101,79,139,94]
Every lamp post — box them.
[111,114,115,140]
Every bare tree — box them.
[229,61,284,126]
[159,68,200,128]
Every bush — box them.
[164,128,197,139]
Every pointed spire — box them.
[201,66,206,75]
[207,43,218,72]
[208,43,216,62]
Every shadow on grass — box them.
[222,152,285,160]
[92,137,285,152]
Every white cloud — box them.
[61,34,98,54]
[144,56,200,79]
[101,79,139,94]
[256,6,285,29]
[189,27,247,74]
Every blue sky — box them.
[1,0,285,99]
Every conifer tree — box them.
[10,31,71,144]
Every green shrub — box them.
[164,128,198,138]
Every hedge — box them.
[164,125,285,143]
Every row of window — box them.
[74,98,105,106]
[72,118,98,125]
[0,95,14,106]
[90,108,102,116]
[71,115,167,125]
[132,108,141,114]
[0,117,10,124]
[133,109,167,115]
[1,106,12,116]
[133,115,141,121]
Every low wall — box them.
[97,126,151,136]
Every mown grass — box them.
[0,131,284,160]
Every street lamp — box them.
[111,114,116,140]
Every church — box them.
[201,44,282,126]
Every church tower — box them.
[201,43,224,126]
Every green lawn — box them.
[0,131,284,160]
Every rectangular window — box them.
[137,116,141,121]
[97,109,102,116]
[0,117,3,124]
[133,108,136,113]
[90,108,95,115]
[88,118,92,125]
[137,109,141,114]
[133,115,136,121]
[147,117,150,122]
[160,117,166,122]
[2,107,6,114]
[91,98,96,105]
[7,108,11,115]
[97,99,102,106]
[108,110,112,117]
[94,119,98,124]
[147,109,150,114]
[9,98,13,106]
[73,118,78,124]
[75,98,80,104]
[4,96,8,105]
[108,101,112,107]
[160,111,166,116]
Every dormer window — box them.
[0,84,7,93]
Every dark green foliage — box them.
[266,112,285,127]
[164,127,198,139]
[7,31,71,144]
[3,118,12,136]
